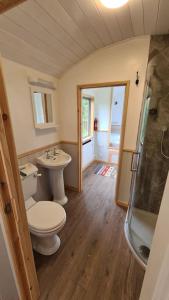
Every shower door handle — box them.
[130,152,140,172]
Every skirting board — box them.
[82,160,95,171]
[82,160,117,172]
[65,185,78,192]
[95,159,117,165]
[117,200,128,209]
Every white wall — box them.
[59,36,150,151]
[94,87,112,131]
[0,216,19,300]
[2,58,60,155]
[94,87,111,162]
[140,173,169,300]
[94,131,109,162]
[112,86,126,125]
[82,139,95,169]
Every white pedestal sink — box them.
[37,150,71,205]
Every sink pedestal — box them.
[49,168,68,205]
[37,149,71,206]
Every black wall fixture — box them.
[135,71,139,86]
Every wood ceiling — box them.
[0,0,26,14]
[0,0,168,76]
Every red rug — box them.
[95,164,116,177]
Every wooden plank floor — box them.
[34,163,145,300]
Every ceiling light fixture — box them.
[100,0,128,9]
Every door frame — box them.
[77,81,130,206]
[0,63,39,299]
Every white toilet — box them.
[20,163,66,256]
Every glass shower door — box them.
[125,90,158,267]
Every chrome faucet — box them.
[53,147,58,156]
[45,150,50,159]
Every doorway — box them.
[77,82,130,205]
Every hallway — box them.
[34,163,145,300]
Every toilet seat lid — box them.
[27,201,66,231]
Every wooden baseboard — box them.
[108,147,119,151]
[95,159,117,165]
[82,159,115,171]
[123,148,135,153]
[117,200,128,209]
[82,160,95,171]
[65,185,78,192]
[95,159,109,164]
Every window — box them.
[82,96,93,141]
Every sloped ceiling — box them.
[0,0,168,76]
[0,0,26,14]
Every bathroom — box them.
[0,1,169,300]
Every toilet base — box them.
[31,233,61,255]
[54,196,68,206]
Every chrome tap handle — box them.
[45,150,50,158]
[53,147,58,155]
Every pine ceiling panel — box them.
[0,15,72,70]
[0,0,26,14]
[0,42,57,75]
[0,30,62,74]
[0,0,169,77]
[143,0,160,34]
[94,0,122,42]
[76,0,113,46]
[58,0,103,49]
[155,0,169,34]
[128,0,144,36]
[36,0,95,54]
[16,0,84,61]
[114,4,134,39]
[4,8,77,64]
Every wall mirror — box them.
[31,87,55,129]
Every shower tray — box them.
[124,208,158,268]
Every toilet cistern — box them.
[37,149,71,205]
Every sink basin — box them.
[37,149,71,206]
[37,150,71,170]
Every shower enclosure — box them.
[125,35,169,268]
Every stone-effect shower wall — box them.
[135,35,169,214]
